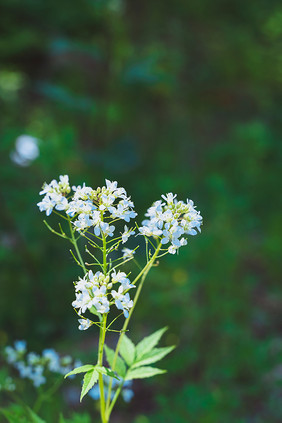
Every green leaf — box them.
[96,366,119,379]
[80,369,99,401]
[125,366,166,380]
[0,408,26,423]
[104,345,126,378]
[65,364,95,379]
[119,334,136,366]
[59,415,66,423]
[0,405,46,423]
[132,346,175,368]
[136,327,168,359]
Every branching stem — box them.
[105,241,162,419]
[68,218,87,274]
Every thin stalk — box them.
[33,377,63,413]
[133,258,142,271]
[52,210,70,221]
[68,219,87,273]
[109,257,134,272]
[43,220,67,240]
[85,247,103,270]
[157,251,169,259]
[83,233,102,249]
[145,237,149,262]
[106,312,124,331]
[97,227,108,423]
[102,236,107,274]
[33,393,44,414]
[146,235,159,251]
[107,382,123,417]
[98,314,108,423]
[129,242,161,288]
[69,217,109,416]
[105,242,162,417]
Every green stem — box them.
[69,218,107,422]
[107,382,123,417]
[33,393,44,414]
[105,242,162,418]
[98,314,108,423]
[33,377,63,413]
[97,228,108,423]
[68,218,87,273]
[102,236,107,274]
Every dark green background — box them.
[1,0,282,421]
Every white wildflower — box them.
[58,175,71,193]
[72,184,94,201]
[121,225,135,244]
[73,214,93,231]
[73,271,111,316]
[100,222,115,237]
[139,193,202,254]
[72,290,92,314]
[39,179,59,196]
[37,195,56,216]
[122,248,135,260]
[111,287,133,318]
[168,245,177,254]
[78,318,92,331]
[38,177,137,239]
[111,270,135,290]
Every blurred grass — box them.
[1,0,282,421]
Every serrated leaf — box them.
[104,345,126,378]
[125,366,166,380]
[132,346,175,368]
[96,366,119,379]
[136,327,168,359]
[65,364,95,379]
[80,369,99,401]
[119,334,136,366]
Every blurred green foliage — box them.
[1,0,282,421]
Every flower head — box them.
[121,225,135,244]
[139,193,202,254]
[122,248,135,260]
[38,177,137,241]
[78,318,92,331]
[72,267,135,326]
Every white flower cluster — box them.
[139,193,203,254]
[37,176,137,238]
[37,175,71,216]
[5,341,81,388]
[73,269,135,327]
